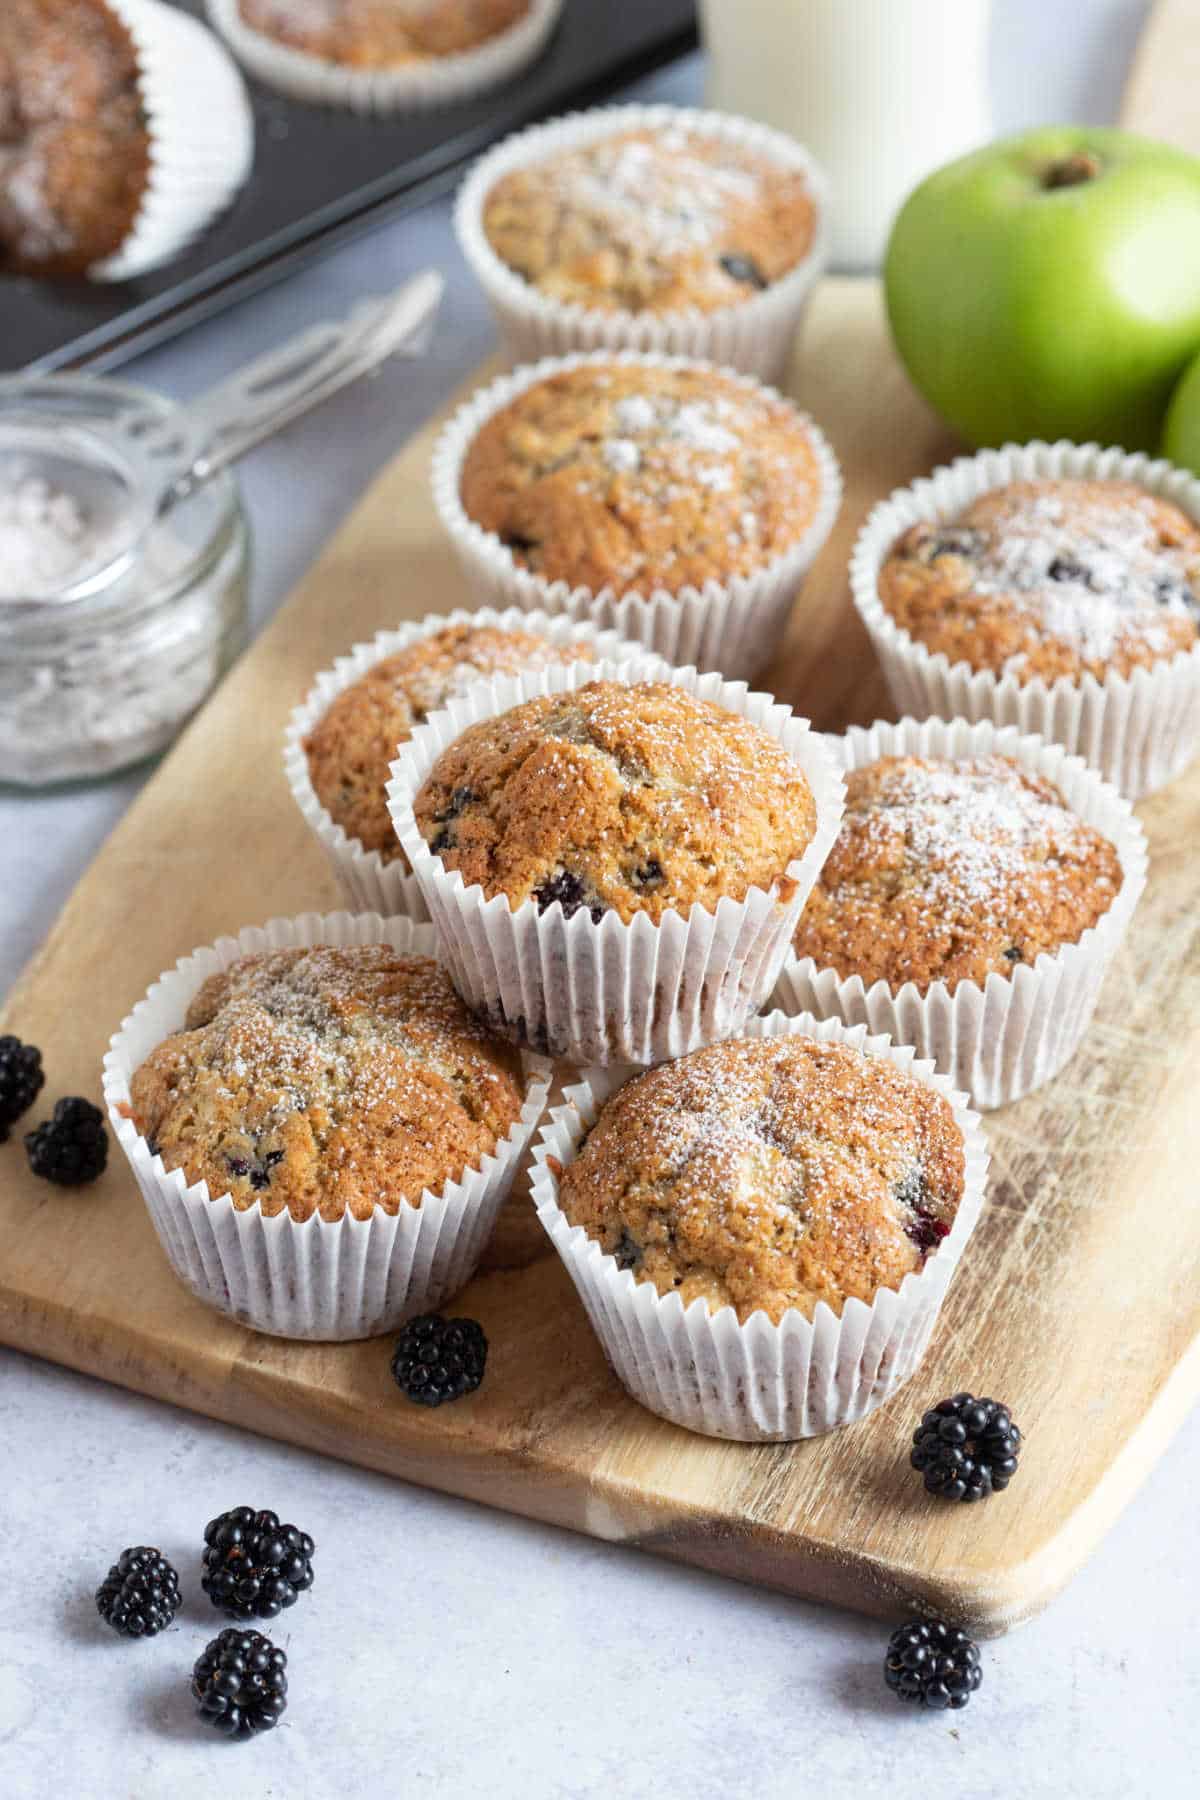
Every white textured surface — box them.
[5,16,1200,1796]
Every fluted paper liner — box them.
[851,440,1200,800]
[103,912,551,1341]
[284,608,644,920]
[770,717,1148,1109]
[97,0,254,282]
[207,0,560,112]
[431,349,842,682]
[455,102,830,384]
[529,1011,989,1441]
[386,656,846,1065]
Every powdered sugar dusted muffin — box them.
[0,0,149,276]
[412,678,818,926]
[303,621,595,863]
[879,479,1200,685]
[458,361,825,597]
[233,0,531,65]
[557,1033,966,1325]
[790,752,1124,995]
[126,945,525,1223]
[480,123,817,315]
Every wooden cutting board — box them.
[3,278,1199,1637]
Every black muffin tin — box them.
[3,0,697,374]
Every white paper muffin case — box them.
[455,103,830,383]
[431,350,843,683]
[94,0,254,282]
[102,912,552,1341]
[284,608,646,921]
[770,717,1148,1111]
[851,440,1200,801]
[207,0,561,113]
[529,1012,989,1442]
[386,656,846,1065]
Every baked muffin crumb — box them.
[236,0,532,67]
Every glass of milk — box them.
[698,0,993,270]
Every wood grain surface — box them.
[3,278,1199,1636]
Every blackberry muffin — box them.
[480,123,817,315]
[233,0,532,65]
[557,1033,966,1324]
[302,621,595,863]
[412,679,818,926]
[879,478,1200,684]
[458,361,826,597]
[126,945,525,1223]
[791,753,1124,994]
[0,0,150,277]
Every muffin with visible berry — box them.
[126,945,525,1222]
[441,356,839,678]
[791,752,1123,994]
[530,1017,987,1439]
[878,479,1200,685]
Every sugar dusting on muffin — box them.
[792,753,1123,995]
[558,1034,965,1324]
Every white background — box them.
[5,5,1198,1796]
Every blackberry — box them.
[885,1619,982,1710]
[391,1312,487,1407]
[533,868,606,924]
[95,1546,180,1638]
[911,1392,1022,1502]
[1047,554,1092,586]
[0,1035,44,1141]
[192,1628,287,1738]
[24,1096,108,1185]
[201,1507,314,1620]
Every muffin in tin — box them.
[878,478,1200,686]
[557,1032,967,1325]
[126,944,526,1223]
[457,360,827,600]
[479,122,817,317]
[232,0,533,67]
[790,751,1124,995]
[412,678,819,927]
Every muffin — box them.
[879,479,1200,685]
[773,716,1149,1110]
[127,945,525,1222]
[1,0,252,281]
[208,0,560,111]
[791,752,1124,994]
[388,657,845,1065]
[106,916,552,1339]
[302,621,597,864]
[479,123,817,316]
[558,1034,966,1324]
[530,1013,988,1440]
[853,445,1200,800]
[412,679,818,927]
[455,105,828,382]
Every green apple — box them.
[1162,343,1200,474]
[885,126,1200,452]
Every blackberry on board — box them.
[192,1628,288,1738]
[884,1619,982,1710]
[95,1546,180,1638]
[201,1506,314,1620]
[24,1096,108,1185]
[0,1035,44,1141]
[391,1313,488,1407]
[911,1392,1022,1502]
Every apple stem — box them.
[1042,151,1102,190]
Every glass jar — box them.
[0,375,250,787]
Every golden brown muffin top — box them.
[237,0,530,66]
[413,679,817,925]
[303,622,595,861]
[459,362,824,597]
[126,946,526,1223]
[0,0,149,276]
[878,479,1200,684]
[790,753,1123,995]
[558,1034,966,1324]
[481,124,817,315]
